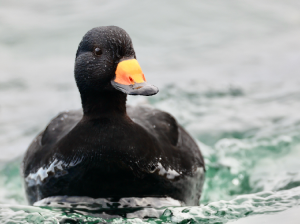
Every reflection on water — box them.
[1,0,300,223]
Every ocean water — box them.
[1,0,300,223]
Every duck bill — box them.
[111,59,159,96]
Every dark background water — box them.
[1,0,300,223]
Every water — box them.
[1,0,300,223]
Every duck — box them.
[22,26,205,207]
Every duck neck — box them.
[80,91,127,117]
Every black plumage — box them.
[22,26,205,206]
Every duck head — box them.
[75,26,159,98]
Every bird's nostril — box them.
[129,77,134,84]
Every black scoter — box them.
[22,26,205,207]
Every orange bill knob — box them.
[111,59,159,96]
[114,59,146,85]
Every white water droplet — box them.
[232,178,240,185]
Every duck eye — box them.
[94,47,102,56]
